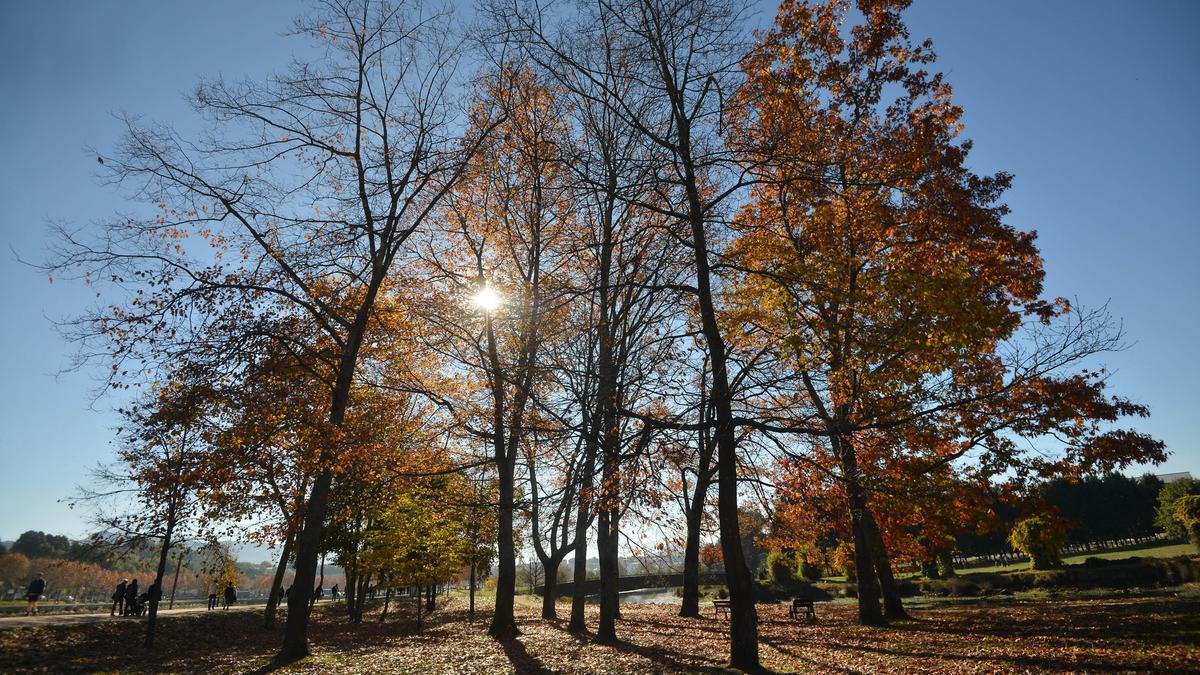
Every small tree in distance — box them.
[1009,515,1069,570]
[70,371,215,647]
[1172,495,1200,554]
[1156,479,1200,540]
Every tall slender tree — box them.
[416,66,575,638]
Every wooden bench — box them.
[788,597,817,623]
[712,599,731,619]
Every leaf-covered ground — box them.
[1,592,1197,673]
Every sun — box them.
[473,286,501,312]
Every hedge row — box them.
[814,555,1200,599]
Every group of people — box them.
[278,578,340,605]
[282,583,340,603]
[110,578,161,617]
[21,574,344,618]
[20,573,224,619]
[20,573,157,618]
[206,583,238,610]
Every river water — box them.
[585,587,680,604]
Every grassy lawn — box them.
[812,542,1195,582]
[961,542,1195,575]
[1,590,1197,673]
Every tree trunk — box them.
[281,467,331,658]
[679,455,712,619]
[596,502,619,642]
[594,325,623,641]
[654,81,762,659]
[264,531,294,629]
[842,450,884,625]
[416,586,423,631]
[168,551,184,610]
[145,504,176,649]
[685,180,759,669]
[864,512,908,620]
[469,561,477,620]
[712,419,757,669]
[489,452,518,638]
[344,518,361,621]
[354,572,371,623]
[567,397,599,634]
[679,505,704,618]
[567,527,590,632]
[585,182,621,639]
[541,560,560,620]
[281,304,374,661]
[309,553,325,614]
[681,362,714,619]
[484,300,523,640]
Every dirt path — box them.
[0,603,264,630]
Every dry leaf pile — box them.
[1,593,1196,673]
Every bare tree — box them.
[45,0,501,659]
[411,64,576,637]
[482,0,762,664]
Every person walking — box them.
[124,578,138,616]
[111,579,127,616]
[331,584,339,602]
[207,585,218,610]
[222,583,236,610]
[24,573,46,616]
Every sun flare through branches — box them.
[472,286,501,313]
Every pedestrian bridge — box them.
[534,571,726,597]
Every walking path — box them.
[0,603,263,630]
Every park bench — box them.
[712,598,731,619]
[788,597,817,623]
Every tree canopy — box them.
[44,0,1170,667]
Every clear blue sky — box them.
[1,0,1197,542]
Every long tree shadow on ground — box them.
[882,597,1200,645]
[607,613,779,674]
[498,635,555,675]
[4,595,1197,673]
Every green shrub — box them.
[753,576,833,602]
[895,579,919,597]
[917,578,981,597]
[829,542,856,581]
[946,579,980,597]
[917,534,957,578]
[1173,495,1200,554]
[1157,479,1200,540]
[1009,514,1068,570]
[766,549,797,584]
[936,549,957,577]
[799,559,823,581]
